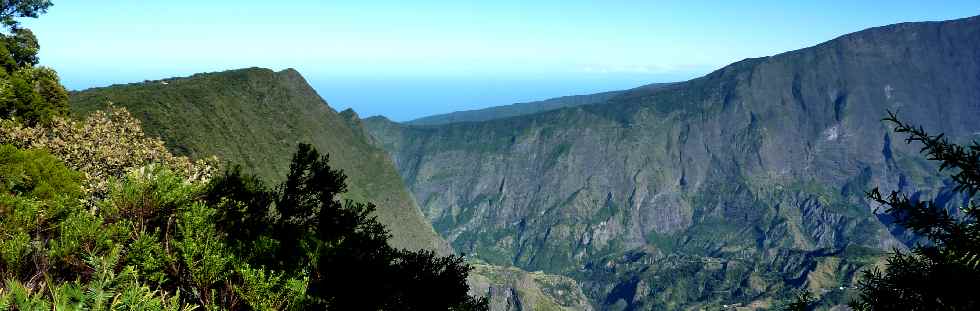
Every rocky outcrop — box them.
[365,16,980,309]
[468,263,594,311]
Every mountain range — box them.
[362,15,980,309]
[68,15,980,310]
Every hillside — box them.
[67,68,583,309]
[405,83,674,126]
[406,90,624,126]
[364,15,980,309]
[69,68,449,253]
[468,263,594,311]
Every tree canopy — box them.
[206,144,489,310]
[0,1,67,125]
[0,0,52,30]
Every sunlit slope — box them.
[70,67,450,253]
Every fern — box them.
[47,278,84,311]
[4,279,50,311]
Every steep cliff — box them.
[365,16,980,309]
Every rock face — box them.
[468,264,594,311]
[68,68,450,253]
[365,16,980,309]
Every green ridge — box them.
[69,67,449,253]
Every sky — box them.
[22,1,980,121]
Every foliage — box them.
[0,145,196,310]
[202,143,489,310]
[0,144,80,200]
[849,111,980,310]
[0,106,216,199]
[233,264,305,311]
[0,1,51,30]
[0,19,66,124]
[0,28,38,68]
[0,248,196,311]
[0,141,487,310]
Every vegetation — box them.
[0,141,488,310]
[0,3,487,309]
[69,68,448,253]
[200,144,488,310]
[0,1,66,125]
[0,0,51,30]
[0,106,217,200]
[847,112,980,310]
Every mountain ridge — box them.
[401,15,980,129]
[364,14,980,309]
[404,88,631,126]
[69,67,451,254]
[69,67,586,311]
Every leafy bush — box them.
[0,143,80,200]
[0,107,217,199]
[0,144,199,310]
[0,144,84,279]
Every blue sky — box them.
[23,1,980,121]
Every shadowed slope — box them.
[365,15,980,309]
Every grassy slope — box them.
[69,67,449,253]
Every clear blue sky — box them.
[22,1,980,121]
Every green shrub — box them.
[0,108,217,200]
[1,279,50,311]
[174,202,232,298]
[0,144,84,279]
[126,230,171,287]
[0,144,81,201]
[0,231,30,278]
[234,264,308,311]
